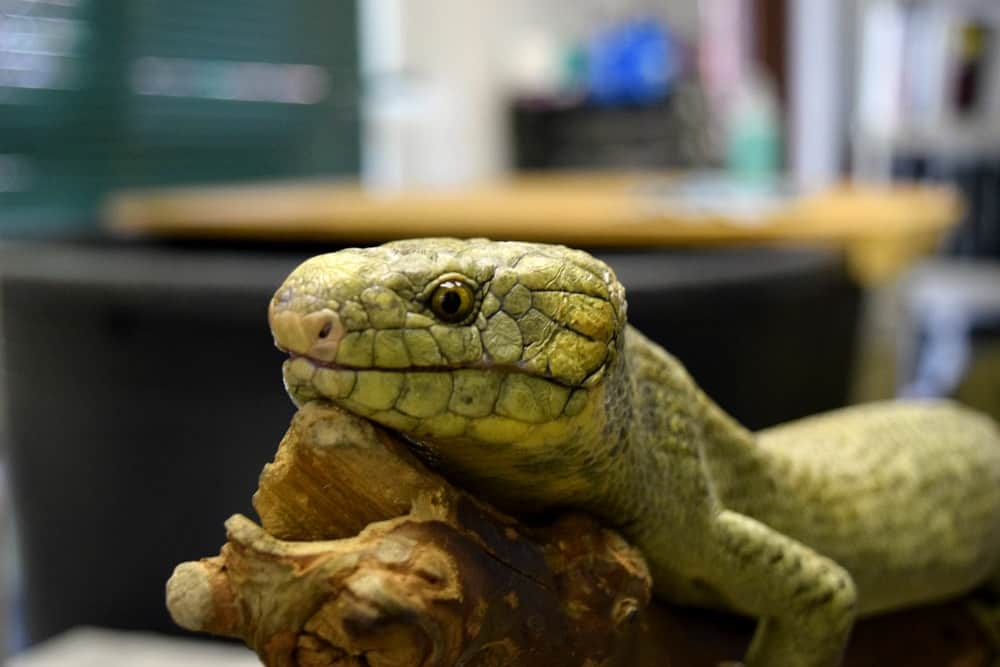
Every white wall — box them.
[359,0,507,190]
[788,0,849,189]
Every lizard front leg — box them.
[706,509,857,667]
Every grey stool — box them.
[898,260,1000,400]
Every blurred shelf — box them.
[859,126,1000,161]
[104,171,963,285]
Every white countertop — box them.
[10,627,260,667]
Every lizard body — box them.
[269,238,1000,666]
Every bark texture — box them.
[167,403,996,666]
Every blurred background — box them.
[0,0,998,663]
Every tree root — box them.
[167,402,995,666]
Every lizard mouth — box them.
[287,349,507,373]
[282,350,585,390]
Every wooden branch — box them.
[167,403,995,666]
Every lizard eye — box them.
[429,280,475,323]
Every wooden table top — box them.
[104,172,963,285]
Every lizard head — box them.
[269,238,626,453]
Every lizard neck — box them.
[602,327,762,520]
[621,325,756,452]
[592,327,770,599]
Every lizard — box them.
[267,238,1000,667]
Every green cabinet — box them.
[0,0,360,235]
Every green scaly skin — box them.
[269,238,1000,667]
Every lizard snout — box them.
[268,301,344,363]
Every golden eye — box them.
[429,280,475,323]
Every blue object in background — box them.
[587,18,677,106]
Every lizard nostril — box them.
[303,309,343,362]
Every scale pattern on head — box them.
[269,238,626,446]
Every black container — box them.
[1,241,859,644]
[1,243,305,644]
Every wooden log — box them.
[167,403,996,666]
